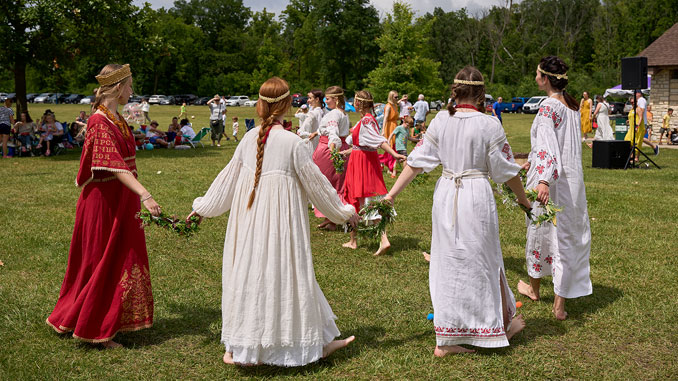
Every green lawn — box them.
[1,106,677,379]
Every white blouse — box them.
[318,108,350,148]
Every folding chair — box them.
[186,127,211,148]
[245,119,255,132]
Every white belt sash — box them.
[441,169,489,228]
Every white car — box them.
[34,93,53,103]
[522,96,547,114]
[79,95,95,104]
[148,95,167,104]
[226,96,250,107]
[243,99,257,107]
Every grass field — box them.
[1,105,677,379]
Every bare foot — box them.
[223,351,235,364]
[322,336,355,358]
[434,345,475,357]
[101,340,122,349]
[552,308,568,321]
[342,241,357,249]
[320,223,337,231]
[374,243,390,256]
[506,314,525,340]
[317,220,330,229]
[517,280,539,301]
[422,252,431,262]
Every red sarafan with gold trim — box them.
[46,113,153,343]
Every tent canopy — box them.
[603,75,651,98]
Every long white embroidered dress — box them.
[297,106,324,151]
[406,110,520,348]
[594,102,613,140]
[192,127,355,366]
[524,98,592,299]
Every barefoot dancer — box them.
[341,90,406,256]
[188,77,358,367]
[46,64,162,348]
[308,86,351,230]
[385,67,530,355]
[517,56,592,321]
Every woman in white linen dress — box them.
[593,95,613,140]
[517,56,592,321]
[385,67,530,356]
[188,77,358,366]
[297,89,326,151]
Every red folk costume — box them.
[342,114,388,213]
[46,112,153,343]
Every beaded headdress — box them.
[537,65,568,80]
[258,90,290,103]
[454,78,484,86]
[95,64,132,86]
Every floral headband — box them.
[259,90,290,103]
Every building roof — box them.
[638,22,678,67]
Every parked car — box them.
[429,100,444,111]
[148,95,167,104]
[243,99,258,107]
[79,95,95,104]
[46,93,69,104]
[64,94,84,104]
[26,93,38,102]
[485,94,495,113]
[33,93,53,103]
[0,93,7,101]
[174,94,197,105]
[508,97,530,113]
[226,95,250,107]
[522,96,547,114]
[608,101,626,115]
[128,94,143,103]
[292,95,308,107]
[158,95,175,105]
[194,97,210,105]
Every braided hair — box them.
[447,66,486,116]
[248,77,292,209]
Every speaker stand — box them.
[624,91,660,170]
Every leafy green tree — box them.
[367,2,444,101]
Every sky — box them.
[132,0,504,18]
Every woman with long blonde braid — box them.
[188,77,358,367]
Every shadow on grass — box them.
[361,235,422,254]
[47,145,224,162]
[117,302,221,348]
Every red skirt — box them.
[343,148,388,213]
[46,179,153,343]
[312,135,349,218]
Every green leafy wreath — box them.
[137,211,201,237]
[342,199,396,239]
[330,149,346,174]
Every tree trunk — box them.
[14,59,28,117]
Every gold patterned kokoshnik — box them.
[454,79,484,86]
[96,64,132,86]
[258,90,290,103]
[537,65,568,80]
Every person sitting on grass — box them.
[36,112,58,156]
[179,118,196,144]
[14,111,37,155]
[167,116,180,144]
[145,120,169,148]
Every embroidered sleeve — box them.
[89,124,133,174]
[406,117,440,173]
[359,116,387,149]
[531,106,562,183]
[487,128,521,184]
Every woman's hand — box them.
[348,213,359,229]
[521,161,531,171]
[536,183,550,205]
[143,197,162,217]
[339,148,352,156]
[308,131,318,140]
[383,194,394,205]
[186,210,203,226]
[393,153,407,162]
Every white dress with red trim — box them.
[525,98,592,299]
[406,110,520,348]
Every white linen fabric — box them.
[524,97,592,299]
[295,110,309,126]
[318,108,350,148]
[594,103,613,140]
[297,106,324,150]
[345,114,387,148]
[192,127,355,366]
[407,110,520,348]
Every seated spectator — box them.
[146,120,169,148]
[134,125,147,149]
[71,111,88,143]
[167,117,180,144]
[13,111,37,155]
[179,118,196,143]
[36,112,59,156]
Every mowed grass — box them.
[1,105,677,379]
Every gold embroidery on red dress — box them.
[119,264,153,328]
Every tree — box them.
[367,2,444,101]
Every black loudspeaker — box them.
[592,140,631,169]
[621,57,648,90]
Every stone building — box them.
[639,22,678,134]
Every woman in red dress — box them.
[46,64,162,348]
[342,90,406,256]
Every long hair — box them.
[387,90,398,105]
[354,90,376,116]
[309,89,325,109]
[325,85,345,111]
[447,66,486,116]
[248,77,292,209]
[539,56,578,111]
[91,64,132,113]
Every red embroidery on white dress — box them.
[532,250,541,260]
[538,105,563,128]
[537,150,547,160]
[434,325,506,337]
[552,169,559,180]
[501,142,513,160]
[545,256,553,265]
[533,263,542,272]
[536,165,545,174]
